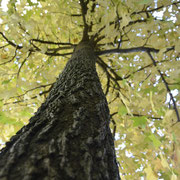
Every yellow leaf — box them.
[150,91,157,114]
[175,40,180,53]
[1,54,8,59]
[160,152,169,169]
[163,110,176,125]
[73,38,78,43]
[157,48,166,61]
[121,14,131,28]
[154,158,163,171]
[144,164,158,180]
[171,173,177,180]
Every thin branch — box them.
[71,14,82,17]
[30,39,75,46]
[97,57,121,89]
[111,111,163,120]
[109,93,119,104]
[124,64,153,79]
[0,47,18,66]
[127,19,148,27]
[45,52,73,56]
[130,113,163,120]
[3,84,54,105]
[124,59,171,79]
[132,2,180,16]
[4,83,54,102]
[47,46,74,52]
[147,51,180,122]
[0,32,22,49]
[96,46,159,55]
[0,44,9,49]
[17,51,32,78]
[98,58,123,81]
[96,46,174,56]
[4,90,50,105]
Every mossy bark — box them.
[0,42,120,180]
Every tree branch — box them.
[97,57,121,90]
[30,39,75,46]
[3,83,54,105]
[79,0,90,41]
[132,2,180,16]
[0,32,22,49]
[96,46,159,55]
[124,60,171,79]
[0,47,18,66]
[17,51,32,78]
[111,111,163,120]
[147,51,180,122]
[45,52,73,56]
[3,83,54,102]
[0,44,9,49]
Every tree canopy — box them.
[0,0,179,179]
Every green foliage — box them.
[131,116,147,128]
[0,0,179,179]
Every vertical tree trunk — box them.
[0,42,120,180]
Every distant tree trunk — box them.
[0,41,120,180]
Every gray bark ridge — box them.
[0,41,120,180]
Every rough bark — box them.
[0,42,120,180]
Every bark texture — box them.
[0,42,120,180]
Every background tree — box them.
[0,0,179,179]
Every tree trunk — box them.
[0,42,120,180]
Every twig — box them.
[3,83,54,102]
[0,32,22,49]
[131,2,180,16]
[17,52,32,78]
[147,51,180,122]
[30,39,75,46]
[45,52,73,56]
[111,111,163,120]
[0,44,9,49]
[97,57,121,90]
[0,47,18,66]
[3,87,52,105]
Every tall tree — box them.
[0,0,179,179]
[0,40,120,179]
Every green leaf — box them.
[172,132,176,143]
[0,112,23,126]
[2,79,11,85]
[23,10,33,21]
[131,116,147,128]
[20,109,32,117]
[118,106,128,116]
[138,0,153,5]
[27,0,33,6]
[0,101,3,107]
[148,134,161,148]
[142,87,158,94]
